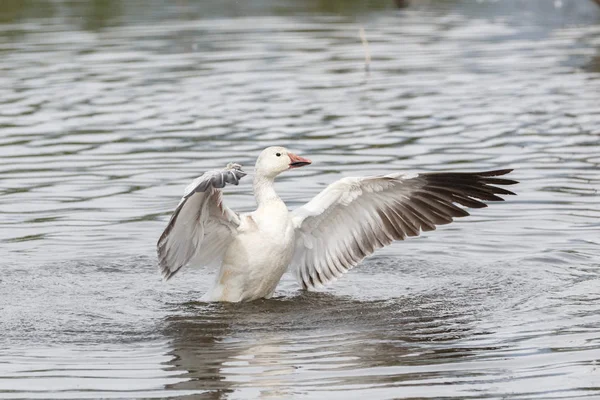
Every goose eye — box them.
[276,153,281,157]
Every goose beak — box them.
[288,153,312,169]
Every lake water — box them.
[1,0,600,398]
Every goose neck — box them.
[253,174,282,208]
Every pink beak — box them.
[288,153,312,169]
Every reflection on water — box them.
[163,293,480,399]
[1,0,600,398]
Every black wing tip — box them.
[499,187,516,196]
[158,260,178,281]
[161,270,175,281]
[478,168,513,176]
[422,168,518,213]
[426,169,518,193]
[426,168,517,180]
[156,245,182,281]
[481,170,518,197]
[478,169,518,187]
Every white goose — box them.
[157,146,517,302]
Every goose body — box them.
[157,146,517,302]
[208,199,295,302]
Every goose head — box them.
[254,146,312,179]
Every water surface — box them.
[1,0,600,398]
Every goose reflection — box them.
[161,290,492,397]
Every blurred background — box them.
[1,0,599,399]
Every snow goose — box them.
[157,146,517,302]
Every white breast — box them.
[203,201,295,302]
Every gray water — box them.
[1,0,600,398]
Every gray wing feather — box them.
[157,163,246,280]
[183,164,246,198]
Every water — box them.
[1,0,600,398]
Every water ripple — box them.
[1,0,600,398]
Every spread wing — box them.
[290,169,517,290]
[157,163,246,280]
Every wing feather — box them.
[291,169,517,290]
[157,164,246,280]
